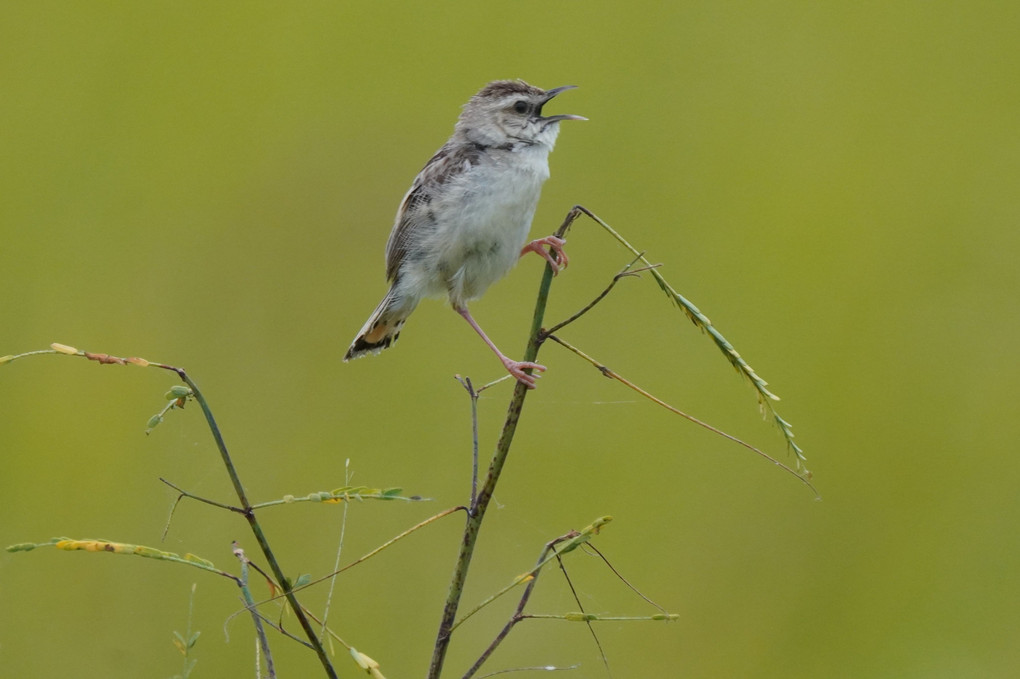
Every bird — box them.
[343,80,585,388]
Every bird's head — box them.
[456,80,585,150]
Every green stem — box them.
[170,368,338,679]
[426,210,577,679]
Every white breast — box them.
[421,145,552,306]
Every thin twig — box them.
[266,506,465,599]
[462,531,581,679]
[21,345,340,678]
[561,206,807,466]
[428,211,578,679]
[221,506,465,638]
[456,376,481,510]
[161,493,184,542]
[233,542,277,678]
[554,553,609,676]
[543,254,660,338]
[321,458,352,644]
[452,518,612,635]
[160,477,244,514]
[546,334,818,495]
[161,364,339,677]
[580,543,666,613]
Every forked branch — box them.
[3,344,338,678]
[429,204,813,678]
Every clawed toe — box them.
[504,359,547,389]
[522,236,569,274]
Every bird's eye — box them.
[513,100,529,114]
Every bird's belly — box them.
[430,161,547,304]
[441,204,531,302]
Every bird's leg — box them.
[456,306,546,389]
[520,235,569,274]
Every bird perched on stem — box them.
[344,80,585,388]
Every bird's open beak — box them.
[539,85,587,123]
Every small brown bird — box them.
[344,80,584,387]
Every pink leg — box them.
[456,306,546,389]
[521,235,569,274]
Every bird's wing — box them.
[384,142,482,282]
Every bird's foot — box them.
[521,235,569,274]
[503,357,547,389]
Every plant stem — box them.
[169,367,338,679]
[426,211,576,679]
[460,534,570,679]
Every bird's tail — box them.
[343,292,415,361]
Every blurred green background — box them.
[2,2,1017,677]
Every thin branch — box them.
[233,542,277,678]
[160,364,339,678]
[546,334,818,496]
[454,518,612,634]
[9,537,237,580]
[554,553,609,676]
[561,206,807,466]
[162,493,185,542]
[160,477,245,514]
[262,506,465,601]
[428,211,578,679]
[321,458,352,643]
[543,254,660,338]
[580,543,667,613]
[222,507,465,643]
[21,344,339,678]
[462,530,582,679]
[455,376,481,510]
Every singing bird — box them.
[344,80,584,388]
